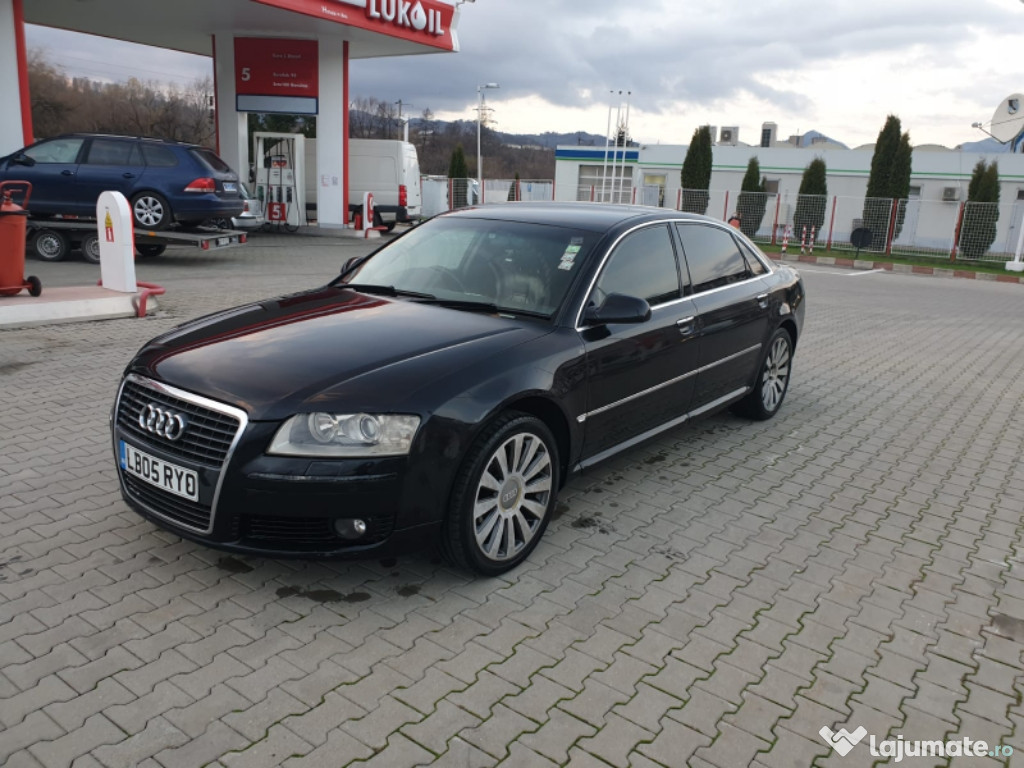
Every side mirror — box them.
[13,154,35,167]
[340,255,364,275]
[583,293,651,326]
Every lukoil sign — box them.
[253,0,458,50]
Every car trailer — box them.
[26,220,247,264]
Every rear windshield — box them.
[190,148,233,174]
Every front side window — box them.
[592,224,681,307]
[23,138,84,164]
[675,224,752,293]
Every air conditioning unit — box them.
[942,186,960,202]
[719,126,739,146]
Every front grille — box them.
[117,379,240,467]
[125,476,212,531]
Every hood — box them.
[132,286,548,420]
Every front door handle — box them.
[756,292,769,308]
[122,173,136,179]
[676,316,696,336]
[61,170,75,177]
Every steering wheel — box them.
[428,266,466,293]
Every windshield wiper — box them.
[414,297,551,319]
[338,283,436,300]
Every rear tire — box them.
[136,244,166,258]
[31,230,69,262]
[131,192,171,230]
[442,412,559,576]
[732,328,793,420]
[80,233,101,264]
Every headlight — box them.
[268,413,421,457]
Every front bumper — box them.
[112,375,440,558]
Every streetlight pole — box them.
[477,83,499,191]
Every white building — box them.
[555,139,1024,255]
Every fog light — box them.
[334,518,368,540]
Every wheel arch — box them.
[498,395,572,489]
[778,318,798,350]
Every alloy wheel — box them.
[761,334,791,413]
[472,432,553,562]
[134,196,166,228]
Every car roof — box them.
[445,202,717,232]
[49,133,201,149]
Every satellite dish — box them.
[989,93,1024,143]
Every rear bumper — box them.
[173,195,244,222]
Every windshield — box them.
[340,216,599,318]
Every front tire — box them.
[131,192,171,230]
[443,412,559,576]
[732,328,793,420]
[31,229,69,262]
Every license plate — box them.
[223,182,237,193]
[217,236,230,246]
[120,441,199,501]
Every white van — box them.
[304,138,421,229]
[348,139,422,230]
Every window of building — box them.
[578,165,633,203]
[764,179,780,195]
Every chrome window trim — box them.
[574,218,773,331]
[577,342,761,423]
[112,373,249,536]
[573,219,687,329]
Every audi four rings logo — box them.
[139,404,188,441]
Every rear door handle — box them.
[61,170,74,177]
[676,316,696,336]
[122,173,136,179]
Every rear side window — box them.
[738,239,768,276]
[85,139,142,166]
[141,145,179,167]
[23,137,84,164]
[190,148,232,174]
[592,224,681,306]
[675,224,752,293]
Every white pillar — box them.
[213,34,249,185]
[0,0,30,155]
[317,39,348,229]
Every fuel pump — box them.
[253,132,306,231]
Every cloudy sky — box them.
[25,0,1024,148]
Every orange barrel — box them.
[0,181,32,296]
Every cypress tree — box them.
[793,158,828,243]
[680,126,713,214]
[863,115,913,249]
[959,160,1001,259]
[448,144,468,179]
[735,156,767,238]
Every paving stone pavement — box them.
[1,233,1023,767]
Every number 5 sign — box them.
[234,38,319,115]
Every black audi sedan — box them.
[112,203,805,575]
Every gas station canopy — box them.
[23,0,459,59]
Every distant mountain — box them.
[795,130,848,149]
[494,130,608,149]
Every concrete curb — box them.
[769,253,1024,284]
